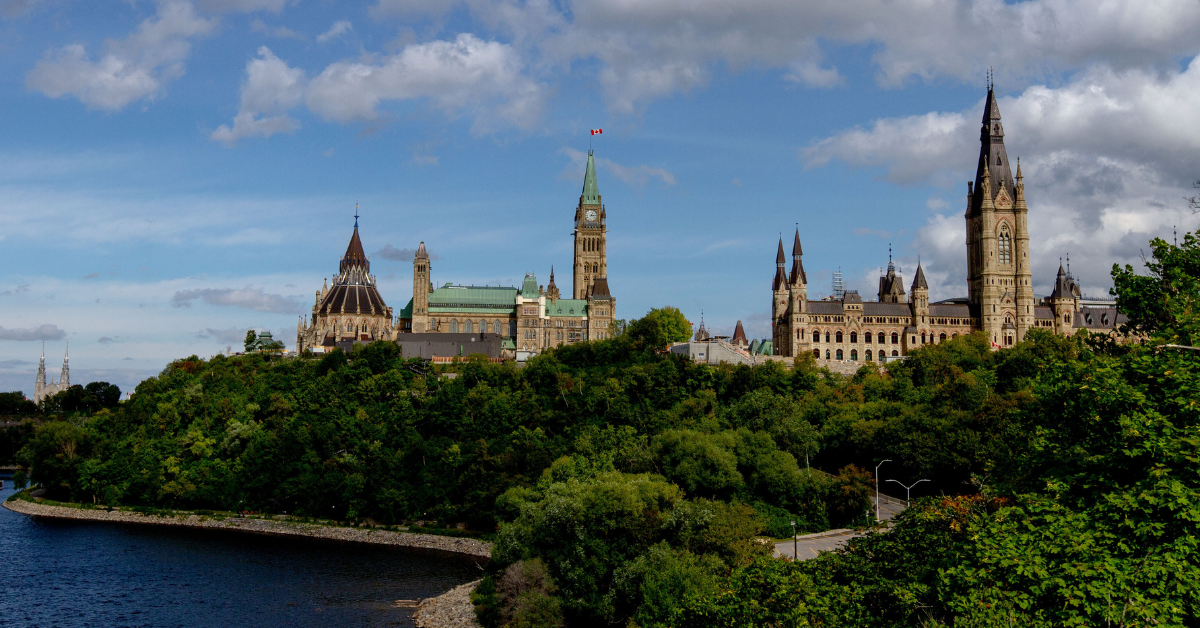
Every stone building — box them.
[34,344,69,404]
[394,150,617,354]
[770,86,1123,361]
[296,218,397,353]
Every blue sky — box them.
[2,0,1199,395]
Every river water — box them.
[0,484,483,627]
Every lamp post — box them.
[875,459,892,522]
[791,520,797,560]
[887,478,930,508]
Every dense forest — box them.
[7,230,1199,627]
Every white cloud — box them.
[560,147,676,188]
[25,0,216,111]
[250,18,305,40]
[0,0,37,18]
[0,324,66,341]
[808,59,1200,299]
[195,0,287,12]
[372,0,1200,112]
[211,46,305,146]
[172,287,299,313]
[305,33,546,131]
[316,20,352,43]
[196,327,251,343]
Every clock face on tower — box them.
[585,209,597,222]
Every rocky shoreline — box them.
[3,497,493,559]
[414,580,483,628]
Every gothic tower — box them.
[965,85,1033,346]
[788,229,808,356]
[573,151,607,299]
[412,241,431,332]
[771,237,789,354]
[35,343,45,400]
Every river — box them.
[0,484,483,627]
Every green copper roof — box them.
[581,151,599,205]
[428,285,517,314]
[757,341,773,355]
[546,299,588,317]
[521,275,540,298]
[398,298,413,318]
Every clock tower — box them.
[573,150,607,299]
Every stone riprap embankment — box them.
[414,580,482,628]
[3,498,492,559]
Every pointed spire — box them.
[732,320,748,347]
[773,237,788,290]
[340,217,369,277]
[415,241,429,260]
[581,150,600,205]
[887,243,895,272]
[792,228,803,257]
[911,261,928,290]
[980,160,995,210]
[971,84,1015,215]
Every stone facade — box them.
[33,344,69,404]
[770,87,1119,360]
[396,150,616,355]
[296,220,397,353]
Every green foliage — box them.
[641,307,692,344]
[0,391,36,415]
[1111,230,1200,346]
[244,329,257,352]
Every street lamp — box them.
[875,459,892,523]
[887,478,930,508]
[791,520,797,560]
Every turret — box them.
[412,242,431,332]
[910,261,930,324]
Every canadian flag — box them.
[590,129,603,135]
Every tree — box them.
[642,307,692,343]
[244,329,257,352]
[1111,229,1200,346]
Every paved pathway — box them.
[773,493,908,561]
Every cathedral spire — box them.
[60,344,69,388]
[340,218,370,277]
[581,150,600,205]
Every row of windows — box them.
[806,329,963,345]
[816,349,900,361]
[440,319,508,334]
[806,330,900,344]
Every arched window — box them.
[1004,314,1012,325]
[825,349,830,359]
[836,331,843,343]
[921,332,926,344]
[892,350,899,356]
[891,332,899,344]
[863,331,871,344]
[813,349,820,358]
[494,321,501,334]
[465,320,474,333]
[825,331,831,343]
[796,328,802,339]
[952,333,958,339]
[865,350,872,361]
[850,349,858,361]
[878,332,885,344]
[450,319,459,333]
[939,333,947,342]
[999,229,1012,264]
[812,330,820,343]
[850,331,857,343]
[836,349,843,360]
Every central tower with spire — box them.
[573,150,607,299]
[965,83,1034,346]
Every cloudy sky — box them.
[1,0,1197,395]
